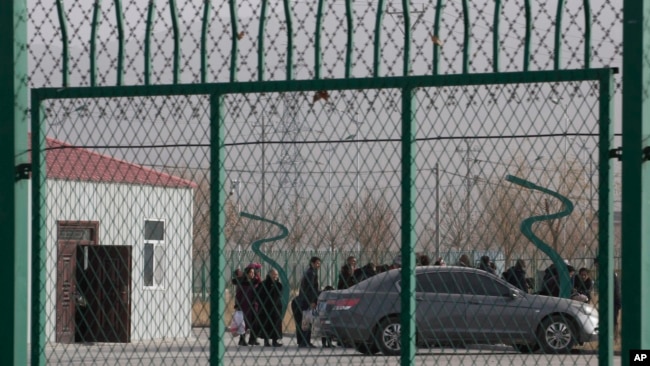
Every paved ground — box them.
[38,328,616,365]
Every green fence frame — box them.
[3,0,650,364]
[1,2,28,366]
[621,3,650,365]
[30,68,616,365]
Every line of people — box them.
[233,254,621,348]
[337,253,452,290]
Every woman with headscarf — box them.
[233,265,262,345]
[258,269,284,347]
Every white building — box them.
[40,137,196,343]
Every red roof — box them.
[42,137,197,189]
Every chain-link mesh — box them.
[27,0,623,85]
[27,0,621,365]
[31,73,612,364]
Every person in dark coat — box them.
[258,269,283,347]
[504,259,529,292]
[354,262,377,283]
[231,269,247,346]
[233,266,262,346]
[573,267,594,303]
[293,256,321,348]
[457,254,471,267]
[539,263,575,297]
[337,264,357,289]
[419,254,431,266]
[477,255,496,275]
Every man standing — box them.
[292,256,321,348]
[504,259,529,292]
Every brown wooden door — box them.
[55,241,77,343]
[55,221,99,343]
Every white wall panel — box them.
[44,180,193,342]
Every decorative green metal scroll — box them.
[239,212,291,316]
[506,175,574,299]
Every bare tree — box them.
[472,154,597,266]
[344,192,399,263]
[476,180,531,267]
[313,202,351,251]
[437,192,474,252]
[283,198,311,250]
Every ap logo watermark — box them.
[631,350,650,365]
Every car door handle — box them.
[415,297,424,302]
[469,300,482,305]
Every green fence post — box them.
[210,93,227,366]
[55,0,69,87]
[90,0,101,87]
[622,1,650,364]
[114,0,124,85]
[400,85,416,365]
[144,0,156,86]
[0,1,28,365]
[432,0,444,75]
[598,68,615,366]
[553,0,565,70]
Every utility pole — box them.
[231,179,241,213]
[456,139,480,248]
[260,115,266,217]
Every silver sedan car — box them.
[316,266,598,355]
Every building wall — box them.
[44,180,193,342]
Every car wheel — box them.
[537,315,576,354]
[354,342,379,355]
[513,343,540,353]
[375,317,401,356]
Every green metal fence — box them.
[30,69,615,366]
[2,1,649,366]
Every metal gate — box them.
[30,68,616,365]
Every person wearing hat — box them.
[504,259,529,292]
[539,262,575,297]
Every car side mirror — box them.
[509,289,519,299]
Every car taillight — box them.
[328,298,360,311]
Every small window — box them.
[145,221,164,241]
[144,220,165,288]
